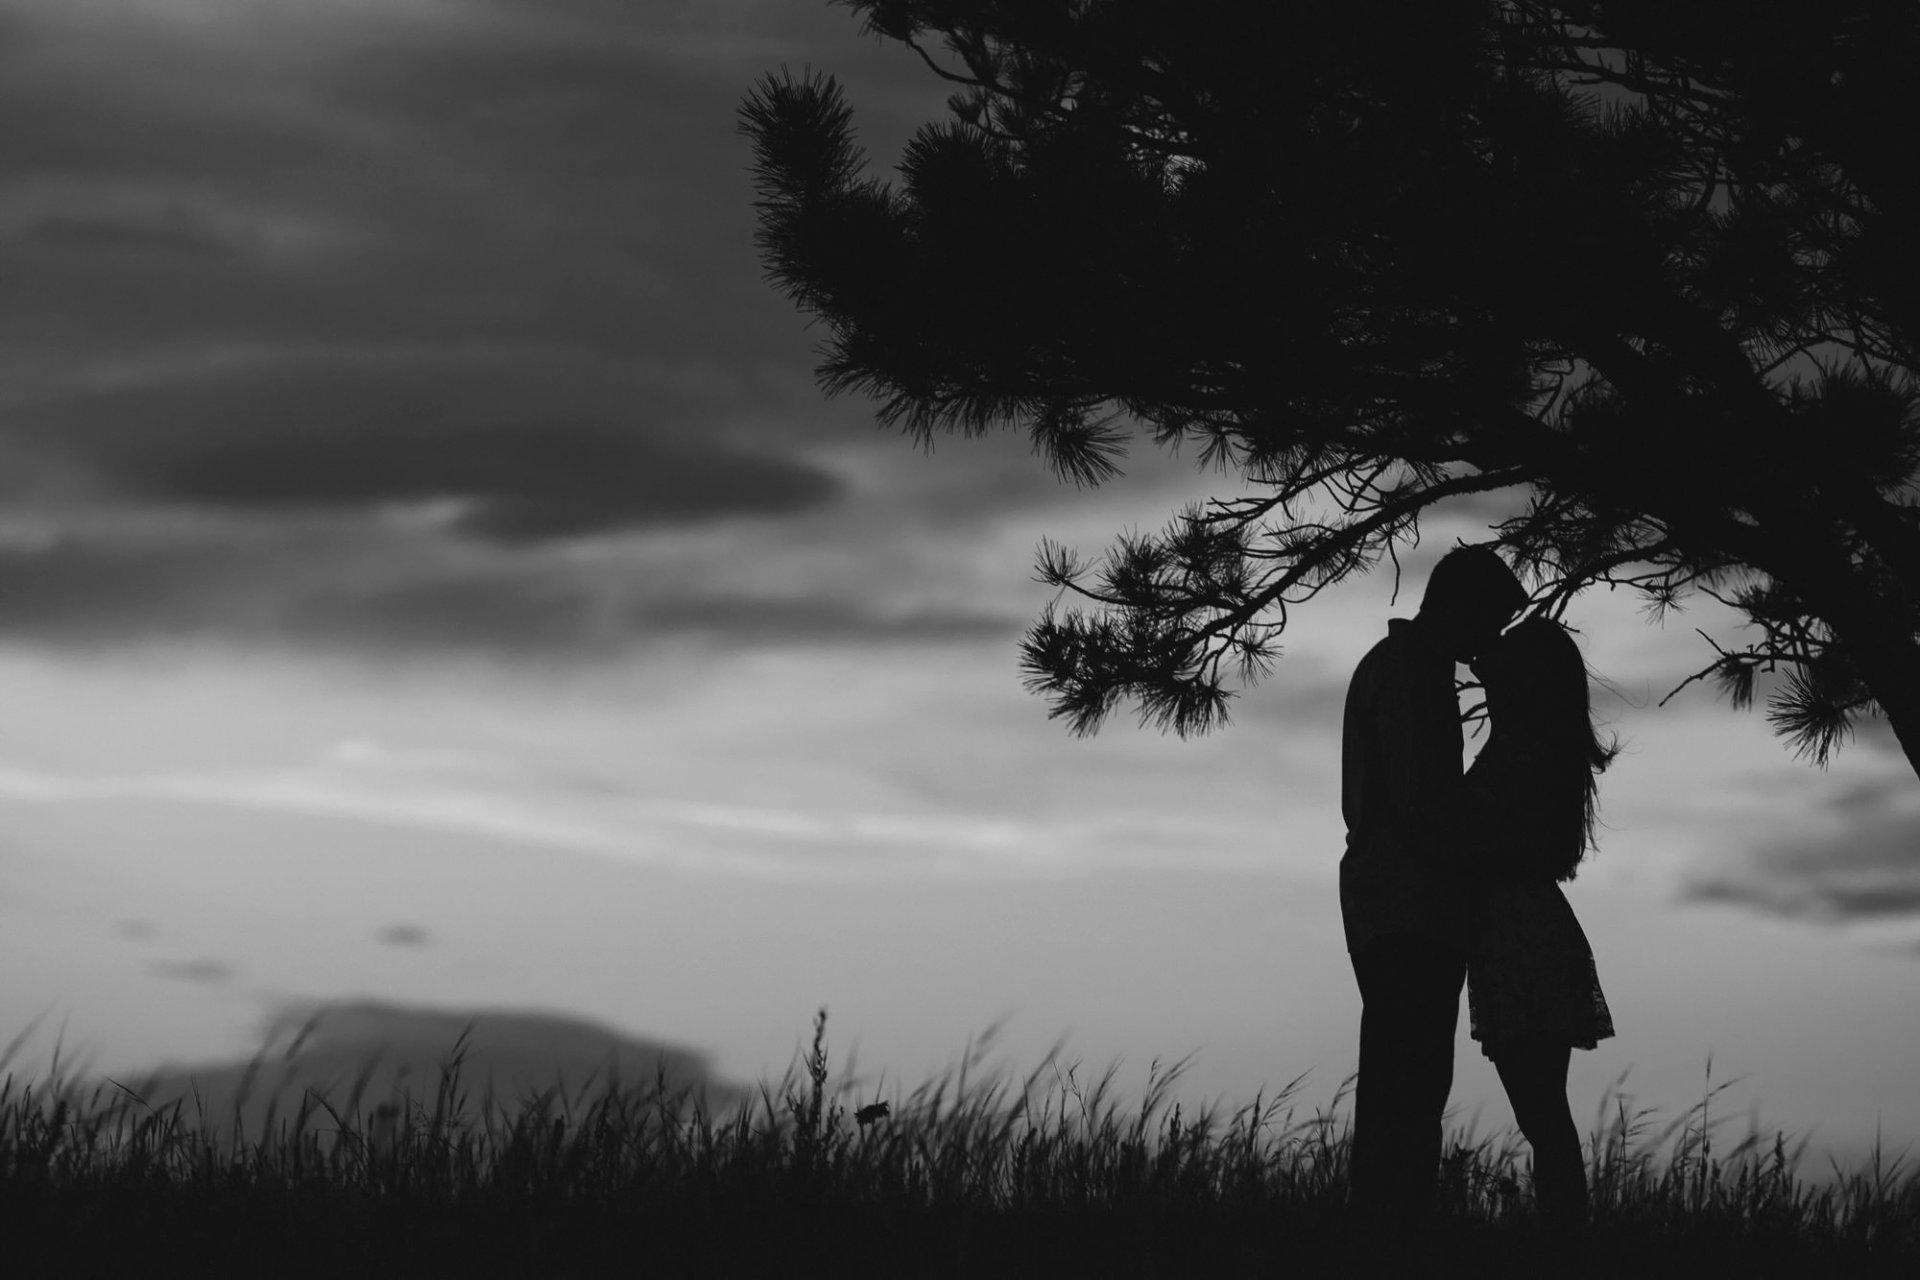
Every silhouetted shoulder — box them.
[1348,619,1417,694]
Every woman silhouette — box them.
[1460,614,1616,1231]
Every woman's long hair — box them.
[1494,615,1619,881]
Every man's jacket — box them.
[1339,616,1469,956]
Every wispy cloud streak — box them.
[0,741,1280,883]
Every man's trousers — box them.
[1349,934,1468,1224]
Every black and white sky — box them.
[1,0,1917,1162]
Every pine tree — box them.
[742,0,1920,774]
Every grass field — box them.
[2,1009,1915,1277]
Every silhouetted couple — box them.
[1341,546,1615,1237]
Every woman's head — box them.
[1480,616,1589,733]
[1478,615,1618,878]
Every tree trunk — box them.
[1836,619,1920,783]
[1740,505,1920,781]
[1808,570,1920,783]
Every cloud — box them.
[0,0,1164,666]
[1687,876,1920,923]
[376,923,432,948]
[0,351,843,542]
[0,741,1285,882]
[20,213,239,260]
[0,524,1018,659]
[0,535,262,646]
[0,752,1019,879]
[148,958,237,985]
[1681,773,1920,925]
[0,0,938,369]
[631,593,1016,646]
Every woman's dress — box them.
[1461,739,1615,1060]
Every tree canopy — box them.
[741,0,1920,776]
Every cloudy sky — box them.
[3,0,1918,1168]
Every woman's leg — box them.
[1492,1040,1587,1230]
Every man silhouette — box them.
[1341,545,1529,1226]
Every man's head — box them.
[1417,545,1529,663]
